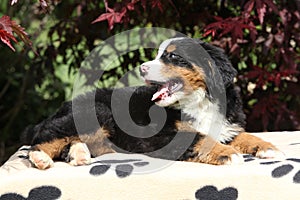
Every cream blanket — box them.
[1,132,300,199]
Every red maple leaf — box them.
[244,0,278,24]
[0,15,13,35]
[92,1,127,30]
[141,0,147,11]
[244,65,270,88]
[39,0,48,9]
[11,20,32,48]
[0,15,33,51]
[251,94,281,130]
[126,1,136,11]
[92,8,126,30]
[0,30,17,51]
[0,15,17,51]
[204,16,257,43]
[92,0,169,30]
[150,0,164,12]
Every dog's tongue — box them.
[151,86,169,101]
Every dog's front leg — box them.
[176,121,244,165]
[29,136,92,170]
[187,136,244,165]
[228,132,282,159]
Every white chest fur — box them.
[178,89,243,143]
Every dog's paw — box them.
[29,150,54,170]
[229,132,285,160]
[68,142,91,166]
[243,139,284,159]
[221,153,244,165]
[215,147,244,165]
[255,148,285,159]
[190,143,244,165]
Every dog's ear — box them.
[196,40,237,88]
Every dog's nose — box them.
[140,64,149,76]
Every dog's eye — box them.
[160,52,193,70]
[169,53,180,59]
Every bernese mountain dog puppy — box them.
[25,37,280,169]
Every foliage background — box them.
[0,0,299,164]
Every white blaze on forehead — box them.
[155,37,186,60]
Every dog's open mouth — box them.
[146,79,183,102]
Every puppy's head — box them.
[140,37,236,107]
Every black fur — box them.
[23,38,245,161]
[166,38,245,126]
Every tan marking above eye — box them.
[166,44,176,53]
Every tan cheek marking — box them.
[166,44,176,52]
[160,64,206,91]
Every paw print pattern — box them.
[242,154,256,162]
[271,164,294,178]
[269,158,300,183]
[242,153,300,184]
[0,186,61,200]
[261,158,300,184]
[89,164,111,176]
[289,142,300,146]
[195,185,238,200]
[89,159,150,178]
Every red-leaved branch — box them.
[0,15,32,51]
[91,0,170,30]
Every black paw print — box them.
[195,185,238,200]
[242,154,256,162]
[0,186,61,200]
[242,153,300,184]
[89,159,150,178]
[260,158,300,184]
